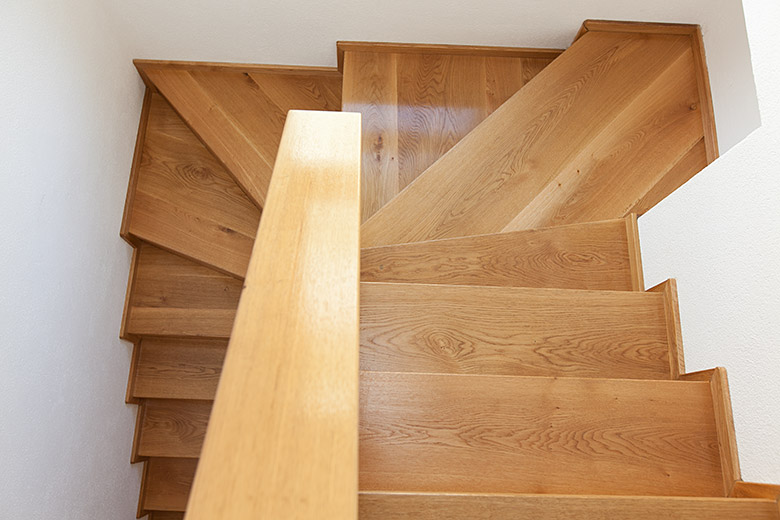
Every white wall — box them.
[640,0,780,483]
[106,0,759,152]
[0,1,144,518]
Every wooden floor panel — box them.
[124,243,241,338]
[359,493,779,520]
[127,93,261,278]
[361,217,640,291]
[342,45,558,221]
[360,372,723,497]
[361,282,673,379]
[361,30,712,247]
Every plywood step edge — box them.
[337,41,564,72]
[681,367,741,495]
[359,491,780,519]
[134,59,341,93]
[572,19,717,160]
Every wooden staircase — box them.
[119,20,780,520]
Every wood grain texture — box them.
[342,49,556,221]
[128,94,261,278]
[132,338,228,400]
[360,282,673,379]
[139,63,342,208]
[624,213,645,291]
[186,111,361,520]
[361,217,639,291]
[360,372,723,496]
[121,88,153,245]
[138,399,212,458]
[648,279,685,378]
[337,41,563,71]
[359,492,780,520]
[361,30,711,246]
[683,368,742,494]
[124,243,241,338]
[733,482,780,500]
[143,457,197,511]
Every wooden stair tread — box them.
[361,216,643,291]
[360,372,723,497]
[126,93,261,278]
[361,29,714,247]
[142,457,197,512]
[361,281,676,379]
[135,373,724,497]
[137,62,342,208]
[123,243,242,338]
[341,44,558,221]
[359,492,780,519]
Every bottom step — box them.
[359,492,780,520]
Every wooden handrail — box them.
[184,110,361,519]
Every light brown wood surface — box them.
[138,62,342,208]
[648,279,685,378]
[127,94,261,278]
[361,282,674,379]
[132,338,227,401]
[124,243,241,338]
[360,372,723,496]
[342,48,556,221]
[143,457,197,512]
[121,88,153,244]
[733,482,780,500]
[682,368,742,495]
[361,29,712,246]
[359,492,780,519]
[361,217,641,291]
[138,399,211,458]
[185,111,361,520]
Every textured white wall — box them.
[107,0,759,152]
[640,0,780,483]
[0,1,144,518]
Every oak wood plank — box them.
[128,94,261,278]
[138,399,212,458]
[133,338,228,400]
[360,372,723,496]
[648,279,685,378]
[121,88,153,244]
[143,457,197,512]
[185,111,361,520]
[361,217,638,291]
[360,282,672,379]
[343,49,555,221]
[124,243,242,338]
[359,492,779,519]
[361,31,709,246]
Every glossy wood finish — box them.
[360,372,723,497]
[361,28,713,246]
[132,338,227,401]
[186,111,361,520]
[123,243,241,338]
[342,46,557,221]
[126,94,261,278]
[361,217,641,291]
[359,492,780,520]
[137,61,342,208]
[361,282,675,379]
[682,368,741,495]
